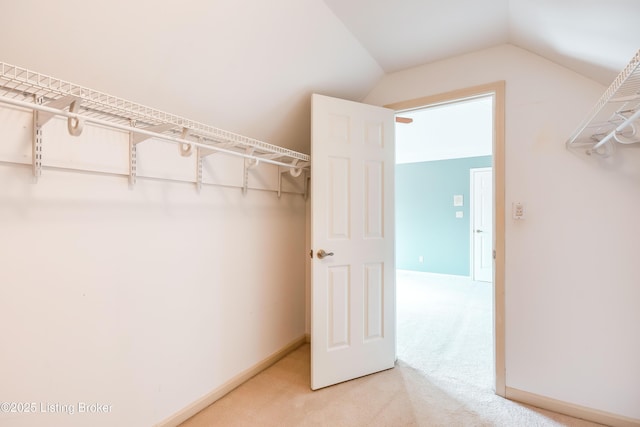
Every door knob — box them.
[317,249,334,259]
[475,229,484,233]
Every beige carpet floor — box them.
[180,271,605,427]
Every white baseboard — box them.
[155,335,307,427]
[506,387,640,427]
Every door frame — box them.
[385,81,506,396]
[470,166,493,282]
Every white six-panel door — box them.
[310,94,395,390]
[472,167,493,282]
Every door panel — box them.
[328,157,350,238]
[364,161,384,238]
[311,94,395,390]
[328,266,350,350]
[363,263,384,341]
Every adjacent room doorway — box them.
[309,82,505,395]
[387,82,505,394]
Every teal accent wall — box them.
[396,156,492,276]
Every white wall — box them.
[364,44,640,420]
[0,0,383,155]
[0,107,306,426]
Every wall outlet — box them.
[513,202,526,220]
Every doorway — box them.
[386,82,505,395]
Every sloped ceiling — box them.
[508,0,640,85]
[323,0,510,74]
[0,0,638,156]
[324,0,640,85]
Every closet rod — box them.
[590,108,640,151]
[0,160,306,196]
[0,95,307,171]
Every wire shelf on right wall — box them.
[566,49,640,157]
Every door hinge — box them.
[309,249,313,259]
[493,250,496,259]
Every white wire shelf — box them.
[566,49,640,156]
[0,62,310,165]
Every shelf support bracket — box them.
[196,140,218,193]
[242,148,259,195]
[196,146,202,193]
[35,95,77,126]
[128,120,138,189]
[278,166,286,198]
[304,172,310,201]
[277,159,304,198]
[31,95,86,182]
[129,123,177,189]
[32,96,44,183]
[36,95,84,136]
[179,128,193,157]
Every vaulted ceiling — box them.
[324,0,640,85]
[1,0,638,155]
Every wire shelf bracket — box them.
[278,160,305,198]
[566,49,640,157]
[0,61,309,194]
[32,96,44,183]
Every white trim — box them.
[155,335,306,427]
[386,81,506,396]
[506,387,640,427]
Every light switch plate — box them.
[456,211,463,218]
[453,195,464,206]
